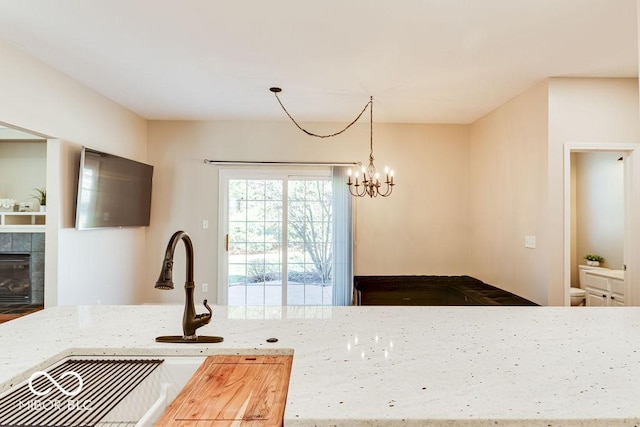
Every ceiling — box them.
[0,0,637,124]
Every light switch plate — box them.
[525,235,536,249]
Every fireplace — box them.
[0,254,30,303]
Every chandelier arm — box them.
[272,89,372,139]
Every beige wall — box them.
[0,141,46,206]
[144,120,470,303]
[469,78,638,306]
[548,78,639,305]
[0,41,148,306]
[468,80,549,304]
[572,152,625,281]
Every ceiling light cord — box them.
[270,87,395,198]
[270,87,371,138]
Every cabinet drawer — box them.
[585,274,609,291]
[610,278,625,295]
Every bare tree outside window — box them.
[226,176,332,306]
[287,180,332,287]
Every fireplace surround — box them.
[0,233,45,304]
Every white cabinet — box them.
[585,271,625,307]
[586,289,609,307]
[0,212,46,232]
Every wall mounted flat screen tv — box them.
[75,147,153,230]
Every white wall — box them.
[0,41,148,306]
[468,80,549,304]
[144,120,470,303]
[572,152,625,278]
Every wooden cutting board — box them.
[156,355,292,426]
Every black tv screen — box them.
[75,147,153,230]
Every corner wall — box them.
[0,41,148,305]
[468,80,549,304]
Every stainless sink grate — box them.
[0,358,163,427]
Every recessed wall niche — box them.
[0,140,46,210]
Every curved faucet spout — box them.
[155,230,211,340]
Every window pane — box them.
[247,201,265,221]
[264,222,281,243]
[229,180,246,200]
[229,222,246,242]
[247,180,265,200]
[265,180,283,200]
[247,222,265,242]
[265,201,282,221]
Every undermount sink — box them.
[98,356,206,426]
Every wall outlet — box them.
[202,283,209,293]
[525,235,536,249]
[202,220,209,229]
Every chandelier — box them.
[270,87,395,198]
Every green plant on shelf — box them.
[584,254,604,263]
[31,188,46,206]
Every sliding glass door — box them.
[219,169,333,306]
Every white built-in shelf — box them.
[0,211,46,232]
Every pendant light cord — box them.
[271,87,372,138]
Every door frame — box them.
[563,142,640,306]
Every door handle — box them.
[225,234,229,252]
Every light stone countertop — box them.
[585,269,625,280]
[2,304,640,426]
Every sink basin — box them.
[0,355,206,427]
[99,355,205,426]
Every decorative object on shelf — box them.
[269,87,395,198]
[31,188,46,212]
[584,254,604,267]
[0,199,16,212]
[18,201,33,212]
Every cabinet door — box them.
[610,293,625,307]
[586,288,608,307]
[610,278,625,295]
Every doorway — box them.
[563,143,640,306]
[218,168,334,306]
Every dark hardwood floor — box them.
[0,304,44,323]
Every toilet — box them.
[571,265,610,306]
[570,287,586,306]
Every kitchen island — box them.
[1,304,640,426]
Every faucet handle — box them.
[195,299,212,321]
[203,299,212,314]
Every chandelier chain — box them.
[273,90,372,139]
